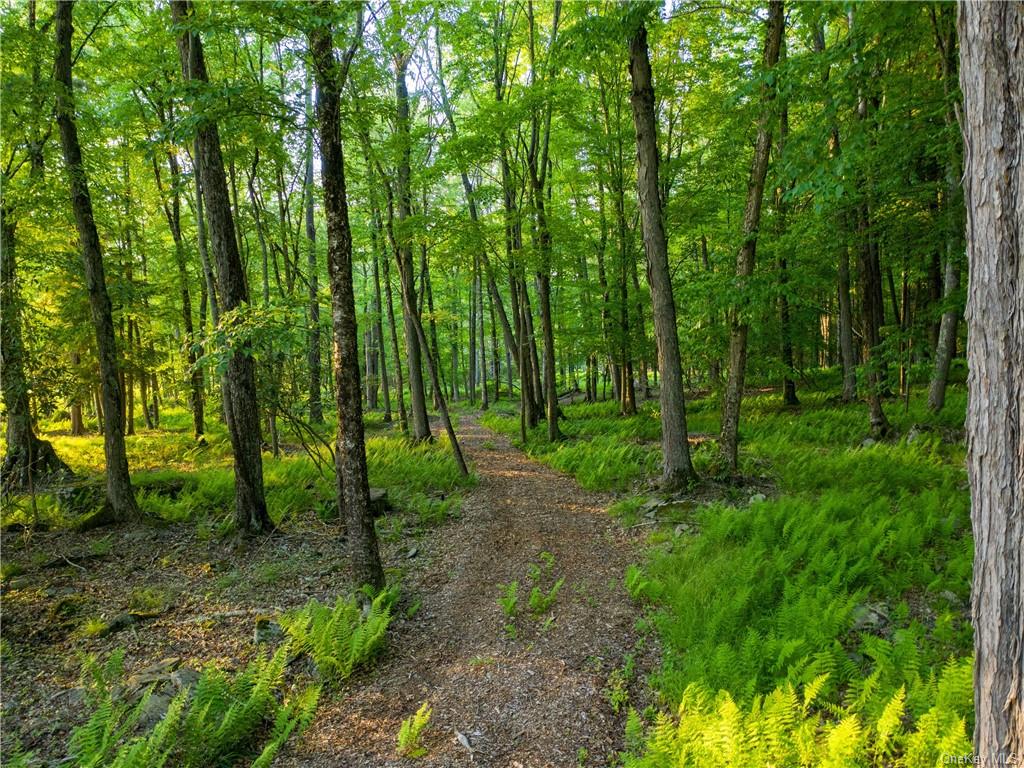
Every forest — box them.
[1,0,1021,766]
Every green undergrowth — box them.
[488,385,973,765]
[14,588,396,768]
[2,408,473,533]
[623,387,973,765]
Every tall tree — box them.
[719,0,784,473]
[393,48,432,442]
[309,4,384,592]
[526,0,563,442]
[1,205,73,493]
[304,75,324,425]
[958,0,1024,759]
[53,0,138,520]
[927,3,964,414]
[628,17,696,490]
[172,0,271,534]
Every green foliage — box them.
[498,581,519,618]
[604,657,634,715]
[64,585,398,767]
[614,390,973,765]
[280,589,396,685]
[68,646,320,768]
[625,666,972,768]
[528,577,564,616]
[396,702,432,758]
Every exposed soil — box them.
[1,416,647,766]
[277,415,645,767]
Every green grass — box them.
[2,407,474,533]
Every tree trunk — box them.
[958,3,1024,760]
[53,0,136,519]
[304,75,324,424]
[720,0,784,472]
[172,0,270,534]
[1,203,73,492]
[310,12,384,591]
[394,55,431,442]
[774,48,799,408]
[928,5,965,414]
[812,24,857,404]
[628,21,696,490]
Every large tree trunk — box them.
[310,13,384,592]
[1,204,73,493]
[304,76,324,424]
[958,2,1024,760]
[628,22,696,490]
[394,55,431,442]
[172,0,270,534]
[720,0,784,473]
[54,0,137,520]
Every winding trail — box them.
[278,415,641,767]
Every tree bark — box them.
[628,21,696,490]
[720,0,784,473]
[310,10,385,591]
[172,0,270,534]
[53,0,137,519]
[1,203,73,492]
[958,2,1024,760]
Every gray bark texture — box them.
[958,1,1024,760]
[310,10,385,591]
[53,0,136,520]
[172,0,271,534]
[628,21,696,490]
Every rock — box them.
[137,691,174,730]
[673,523,696,537]
[860,437,876,448]
[369,488,391,518]
[253,616,283,644]
[407,544,419,559]
[123,658,182,698]
[748,493,767,504]
[98,610,162,638]
[939,590,963,608]
[171,667,201,691]
[852,602,889,633]
[5,576,33,592]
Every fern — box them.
[528,576,564,615]
[396,701,432,758]
[251,685,321,768]
[281,589,395,685]
[497,581,519,617]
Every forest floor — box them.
[1,415,649,767]
[277,415,648,767]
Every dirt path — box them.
[279,416,642,767]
